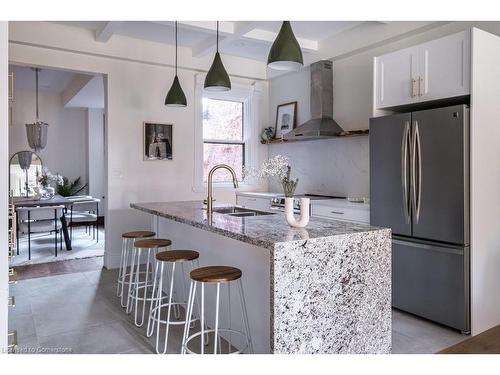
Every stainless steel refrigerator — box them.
[370,105,470,333]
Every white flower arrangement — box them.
[243,155,299,197]
[38,167,64,187]
[243,155,290,182]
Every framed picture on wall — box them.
[274,101,297,139]
[143,122,173,161]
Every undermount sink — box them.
[210,206,275,217]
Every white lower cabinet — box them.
[236,195,270,211]
[311,203,370,224]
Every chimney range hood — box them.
[283,60,344,141]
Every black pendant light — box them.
[165,21,187,107]
[267,21,303,71]
[204,21,231,91]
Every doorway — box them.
[8,64,107,270]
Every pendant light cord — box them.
[216,21,219,52]
[35,68,39,121]
[175,21,178,76]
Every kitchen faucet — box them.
[206,164,239,217]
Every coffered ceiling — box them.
[54,21,381,62]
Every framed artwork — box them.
[274,101,297,139]
[143,122,173,161]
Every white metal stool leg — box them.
[146,260,161,337]
[238,279,253,354]
[125,246,137,314]
[117,238,127,297]
[119,239,134,307]
[134,248,153,327]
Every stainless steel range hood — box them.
[283,60,344,141]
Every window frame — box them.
[193,75,261,192]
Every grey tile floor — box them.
[8,266,468,354]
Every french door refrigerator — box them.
[370,105,470,333]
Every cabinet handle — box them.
[331,211,344,215]
[411,78,417,98]
[246,198,256,201]
[418,77,424,97]
[8,296,15,307]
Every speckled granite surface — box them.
[272,229,392,354]
[131,200,392,354]
[131,200,383,250]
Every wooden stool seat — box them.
[134,238,172,249]
[122,231,155,239]
[190,266,242,283]
[156,250,199,262]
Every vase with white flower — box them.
[243,155,309,227]
[37,168,60,198]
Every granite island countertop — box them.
[130,200,383,250]
[130,200,392,354]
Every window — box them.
[202,98,245,183]
[193,76,262,191]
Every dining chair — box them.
[69,198,100,242]
[16,205,65,260]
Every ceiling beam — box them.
[95,21,123,43]
[191,21,259,58]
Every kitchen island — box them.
[131,200,391,354]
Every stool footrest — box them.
[183,328,249,355]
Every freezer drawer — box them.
[392,238,470,332]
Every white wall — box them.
[9,22,269,270]
[9,88,88,184]
[268,66,369,198]
[0,21,9,352]
[87,108,106,216]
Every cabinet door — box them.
[375,46,419,109]
[236,196,270,211]
[419,31,470,101]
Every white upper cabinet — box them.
[375,30,471,109]
[375,46,419,109]
[419,31,470,101]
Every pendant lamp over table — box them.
[25,68,49,152]
[165,21,187,107]
[204,21,231,91]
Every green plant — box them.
[281,165,298,198]
[56,176,87,197]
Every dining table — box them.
[13,194,73,250]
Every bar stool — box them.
[117,231,156,308]
[126,238,172,327]
[181,266,253,354]
[146,250,202,354]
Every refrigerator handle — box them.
[411,121,417,223]
[401,121,411,223]
[415,121,422,223]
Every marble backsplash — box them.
[268,135,369,198]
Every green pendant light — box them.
[165,21,187,107]
[267,21,303,71]
[204,21,231,92]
